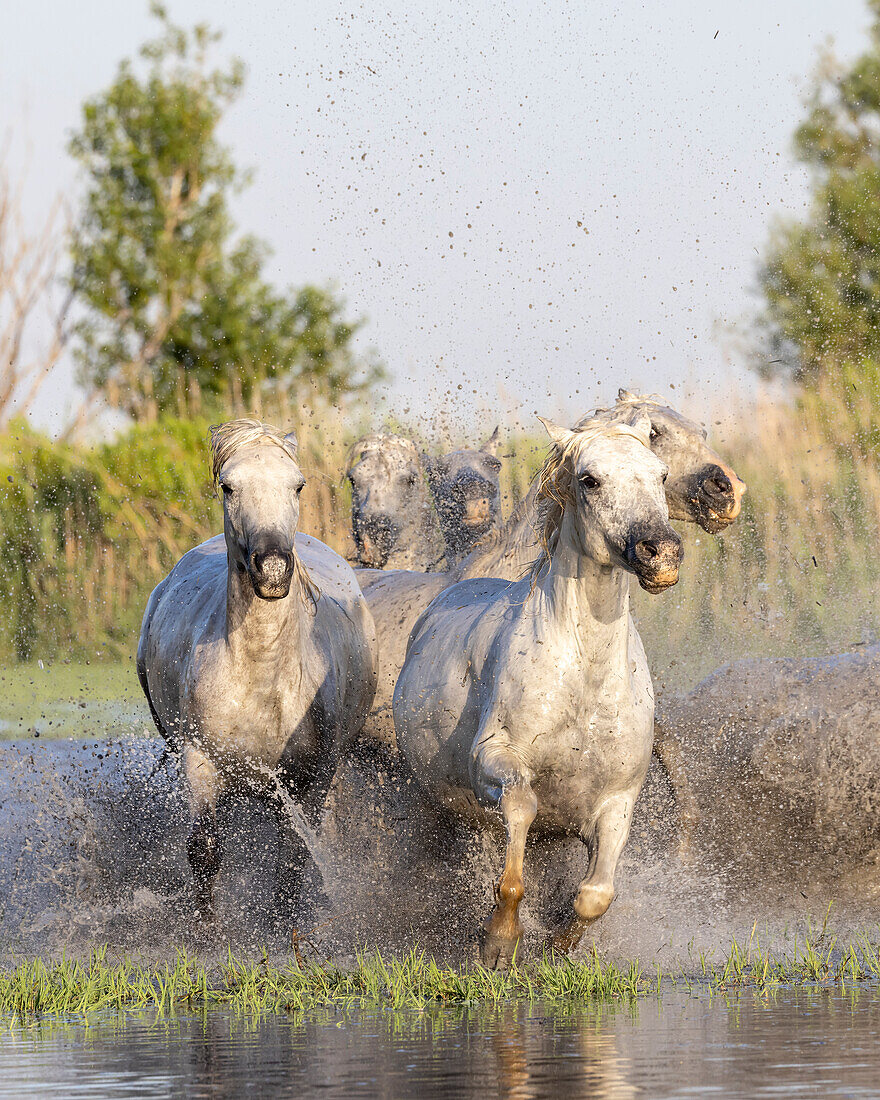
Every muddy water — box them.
[1,731,878,966]
[1,990,879,1098]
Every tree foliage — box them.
[69,4,382,421]
[758,0,880,411]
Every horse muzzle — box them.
[625,530,683,593]
[461,495,494,528]
[247,547,295,599]
[452,478,497,529]
[354,513,399,568]
[693,464,747,533]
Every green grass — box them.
[3,931,880,1020]
[0,660,149,741]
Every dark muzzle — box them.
[450,475,497,529]
[247,545,295,599]
[695,463,746,532]
[625,528,683,593]
[355,513,399,568]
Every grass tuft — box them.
[3,930,880,1020]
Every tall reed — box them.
[0,394,878,685]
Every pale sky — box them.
[1,0,871,437]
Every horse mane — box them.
[527,416,651,590]
[209,419,299,488]
[343,430,420,477]
[209,418,320,611]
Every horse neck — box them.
[225,555,303,660]
[536,511,630,665]
[439,518,477,569]
[456,481,539,580]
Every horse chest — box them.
[193,668,322,769]
[509,664,653,825]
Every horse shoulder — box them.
[139,539,228,736]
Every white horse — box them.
[393,413,681,966]
[358,391,745,754]
[137,420,377,921]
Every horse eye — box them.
[296,482,305,495]
[662,471,668,483]
[649,426,660,440]
[220,483,233,496]
[581,473,601,490]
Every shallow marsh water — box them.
[3,674,880,1098]
[2,989,880,1098]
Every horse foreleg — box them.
[273,765,335,930]
[553,790,635,954]
[473,750,538,969]
[183,745,225,922]
[653,721,699,862]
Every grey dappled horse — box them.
[393,413,682,967]
[345,431,445,570]
[137,420,377,924]
[424,427,503,568]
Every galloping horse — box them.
[393,413,682,967]
[359,392,745,757]
[137,420,377,921]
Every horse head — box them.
[587,390,747,534]
[424,428,502,561]
[535,412,683,594]
[211,419,315,603]
[345,431,434,568]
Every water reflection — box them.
[1,989,879,1099]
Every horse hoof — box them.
[191,892,216,927]
[551,918,587,955]
[479,928,522,971]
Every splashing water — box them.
[3,665,880,970]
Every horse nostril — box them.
[363,515,397,544]
[635,540,658,562]
[705,471,733,498]
[251,549,292,576]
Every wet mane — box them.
[582,390,666,425]
[343,431,420,477]
[209,419,299,489]
[528,417,651,588]
[208,418,319,611]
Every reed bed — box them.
[3,928,880,1020]
[1,392,879,688]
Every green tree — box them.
[758,0,880,427]
[69,4,382,422]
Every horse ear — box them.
[617,388,638,403]
[536,415,572,446]
[629,409,653,444]
[283,430,298,454]
[480,426,501,456]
